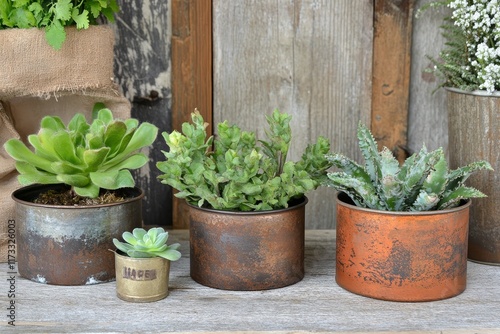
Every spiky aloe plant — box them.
[324,123,493,211]
[113,228,181,261]
[4,105,158,198]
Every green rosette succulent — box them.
[324,122,493,211]
[157,109,332,211]
[113,227,181,261]
[4,106,158,198]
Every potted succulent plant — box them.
[113,227,181,302]
[419,0,500,264]
[156,109,332,290]
[4,106,158,285]
[324,122,492,302]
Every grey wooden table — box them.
[1,230,499,334]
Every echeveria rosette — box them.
[113,227,181,261]
[4,108,158,198]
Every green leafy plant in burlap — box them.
[4,105,157,198]
[157,109,332,211]
[324,122,493,211]
[0,0,119,49]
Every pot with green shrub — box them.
[4,106,158,285]
[157,109,332,290]
[419,0,500,265]
[0,0,119,49]
[324,123,492,302]
[113,227,181,302]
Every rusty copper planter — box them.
[446,88,500,265]
[114,251,170,302]
[12,184,143,285]
[335,192,470,302]
[188,197,307,290]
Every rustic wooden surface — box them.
[371,0,414,163]
[108,0,452,229]
[408,0,450,155]
[171,0,213,229]
[2,230,499,333]
[113,1,173,227]
[212,1,373,229]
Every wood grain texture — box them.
[212,1,373,229]
[408,0,449,155]
[113,0,173,226]
[171,0,213,229]
[2,230,500,333]
[371,0,414,163]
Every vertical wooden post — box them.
[171,0,213,228]
[371,0,414,163]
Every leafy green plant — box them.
[0,0,119,49]
[324,123,493,211]
[113,227,181,261]
[157,109,332,211]
[417,0,500,93]
[4,105,158,198]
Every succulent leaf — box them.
[113,228,181,261]
[3,106,158,198]
[157,109,332,211]
[324,123,492,212]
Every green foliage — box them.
[0,0,119,49]
[418,0,500,93]
[113,227,181,261]
[4,105,158,198]
[324,123,493,211]
[157,109,332,211]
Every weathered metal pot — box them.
[114,251,170,302]
[335,192,470,302]
[188,197,307,290]
[12,184,143,285]
[446,88,500,265]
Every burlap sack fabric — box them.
[0,25,131,262]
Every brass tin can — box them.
[114,251,170,302]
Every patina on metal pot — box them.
[188,197,307,291]
[335,192,470,302]
[114,251,170,302]
[446,88,500,265]
[12,184,143,285]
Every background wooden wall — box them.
[114,0,450,229]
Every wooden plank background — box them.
[114,0,450,229]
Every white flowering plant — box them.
[418,0,500,93]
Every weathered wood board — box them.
[113,1,173,226]
[212,1,373,229]
[2,230,500,333]
[408,0,450,155]
[110,0,452,229]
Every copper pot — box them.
[335,192,470,302]
[188,197,307,290]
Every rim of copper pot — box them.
[12,183,145,209]
[336,192,471,216]
[186,196,308,215]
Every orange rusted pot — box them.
[335,192,470,302]
[188,197,307,290]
